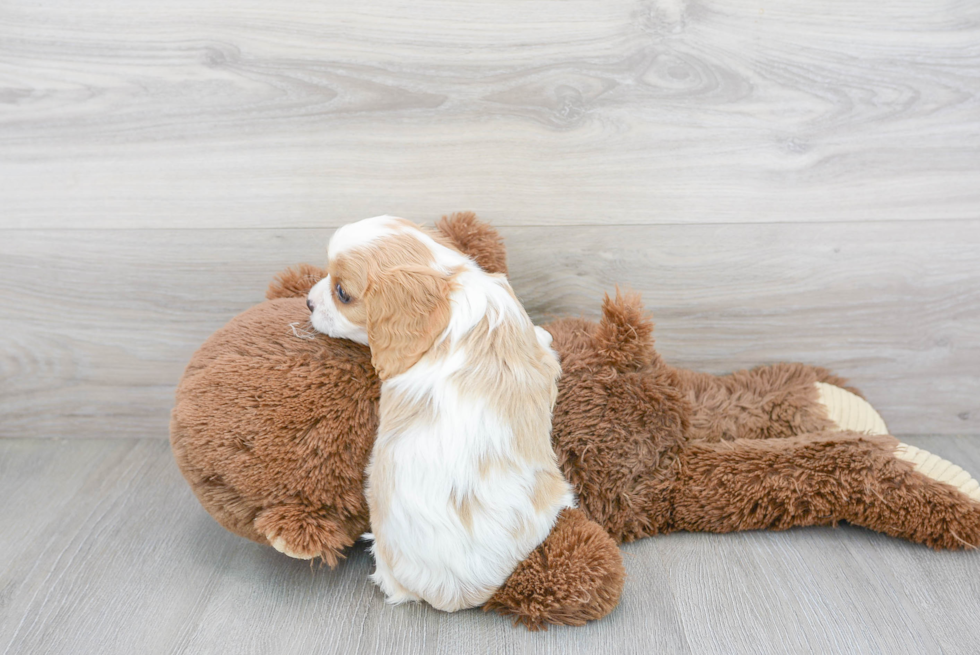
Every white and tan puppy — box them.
[307,215,575,611]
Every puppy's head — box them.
[308,216,458,379]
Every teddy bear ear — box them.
[435,212,508,276]
[594,288,657,371]
[266,263,327,300]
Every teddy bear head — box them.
[171,213,511,564]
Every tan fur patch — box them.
[449,487,484,532]
[478,453,520,479]
[509,511,533,542]
[367,450,396,526]
[378,389,437,433]
[451,313,562,469]
[532,469,569,514]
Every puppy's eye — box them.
[335,283,352,304]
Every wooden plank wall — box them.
[2,0,978,438]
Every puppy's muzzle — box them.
[307,298,315,312]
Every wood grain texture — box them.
[1,221,977,439]
[1,0,979,228]
[0,436,978,654]
[3,0,978,648]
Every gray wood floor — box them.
[1,435,979,655]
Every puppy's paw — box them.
[368,551,422,605]
[534,326,554,349]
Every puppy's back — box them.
[369,265,574,611]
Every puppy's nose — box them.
[306,298,315,312]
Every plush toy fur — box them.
[171,213,980,629]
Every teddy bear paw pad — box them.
[895,443,980,502]
[270,536,316,560]
[815,382,888,435]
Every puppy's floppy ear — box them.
[364,266,453,380]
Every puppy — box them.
[306,215,575,611]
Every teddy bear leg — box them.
[677,363,858,442]
[810,384,980,503]
[892,443,980,502]
[482,508,625,630]
[671,433,980,549]
[253,503,368,568]
[814,381,889,435]
[821,381,980,503]
[841,435,980,548]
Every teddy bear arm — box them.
[253,502,369,568]
[483,508,625,630]
[670,433,980,549]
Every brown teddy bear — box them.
[171,213,980,630]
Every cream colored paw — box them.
[895,443,980,502]
[269,535,315,560]
[815,382,888,436]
